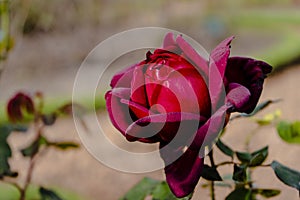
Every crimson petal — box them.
[209,36,234,112]
[126,112,206,144]
[160,143,204,198]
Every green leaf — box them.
[151,181,177,200]
[201,165,222,181]
[249,146,268,167]
[225,188,252,200]
[0,125,18,178]
[21,136,48,157]
[216,139,234,158]
[48,142,79,150]
[236,152,252,163]
[152,182,193,200]
[271,161,300,191]
[232,164,247,182]
[120,177,159,200]
[277,121,300,143]
[230,99,280,120]
[252,189,281,198]
[39,187,64,200]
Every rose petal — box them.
[163,32,176,49]
[190,105,228,151]
[160,143,204,198]
[208,36,234,112]
[130,64,149,113]
[126,112,206,143]
[225,57,272,113]
[226,83,251,111]
[105,89,133,136]
[110,64,137,88]
[176,35,209,77]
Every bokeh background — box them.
[0,0,300,199]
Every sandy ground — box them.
[0,28,300,199]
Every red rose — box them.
[105,33,272,197]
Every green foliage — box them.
[216,139,234,159]
[120,177,160,200]
[225,187,252,200]
[0,124,24,178]
[230,100,279,120]
[232,164,247,182]
[21,136,47,157]
[120,177,193,200]
[277,121,300,143]
[236,146,268,167]
[271,161,300,191]
[39,187,64,200]
[225,187,280,200]
[201,165,222,181]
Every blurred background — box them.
[0,0,300,199]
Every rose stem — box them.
[208,149,216,200]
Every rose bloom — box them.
[105,33,272,197]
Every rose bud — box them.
[105,33,272,197]
[7,92,35,122]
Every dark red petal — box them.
[225,57,272,113]
[7,92,35,122]
[110,64,136,88]
[160,144,204,198]
[226,83,251,112]
[176,35,209,77]
[208,36,234,111]
[126,112,206,144]
[105,88,133,136]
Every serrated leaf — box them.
[201,165,222,181]
[216,139,234,158]
[21,136,48,157]
[249,146,268,167]
[49,142,79,150]
[120,177,159,200]
[225,188,252,200]
[252,189,280,198]
[232,164,247,182]
[271,161,300,191]
[39,187,63,200]
[0,125,18,178]
[236,152,252,163]
[277,121,300,143]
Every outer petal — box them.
[225,57,272,113]
[110,64,136,88]
[160,144,204,198]
[208,36,234,112]
[159,106,228,198]
[176,35,209,77]
[126,112,206,144]
[105,88,132,136]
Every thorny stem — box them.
[208,150,216,200]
